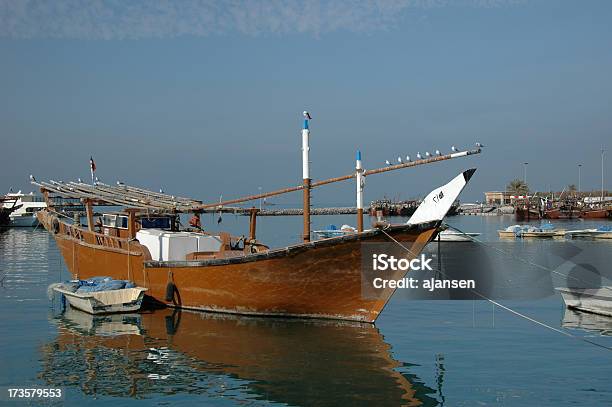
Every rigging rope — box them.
[378,228,612,352]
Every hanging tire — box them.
[164,281,176,302]
[51,217,60,234]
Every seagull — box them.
[406,155,411,162]
[416,152,422,160]
[29,174,36,182]
[397,156,403,163]
[451,146,458,152]
[425,151,431,157]
[435,149,441,156]
[77,178,82,183]
[159,188,164,194]
[475,142,485,148]
[303,111,312,120]
[385,160,391,166]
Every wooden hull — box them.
[544,209,580,220]
[39,211,437,323]
[580,209,611,219]
[515,207,541,221]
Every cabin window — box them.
[141,217,171,229]
[117,216,128,229]
[102,214,116,227]
[102,214,128,229]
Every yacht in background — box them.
[1,191,47,227]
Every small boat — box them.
[1,191,47,227]
[515,206,542,221]
[437,229,481,242]
[51,277,147,314]
[498,224,565,239]
[313,224,357,239]
[521,230,563,238]
[580,207,611,219]
[566,226,612,239]
[556,287,612,317]
[562,308,612,336]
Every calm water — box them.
[1,215,612,406]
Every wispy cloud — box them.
[0,0,524,40]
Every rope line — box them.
[378,228,612,352]
[444,223,612,290]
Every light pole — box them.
[602,148,605,203]
[523,162,528,186]
[578,164,582,194]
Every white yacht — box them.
[2,191,47,227]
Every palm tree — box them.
[506,179,529,195]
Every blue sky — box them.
[1,0,611,205]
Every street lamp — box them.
[523,162,528,185]
[578,164,582,194]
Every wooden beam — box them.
[84,199,95,232]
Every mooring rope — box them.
[444,223,612,290]
[378,228,612,352]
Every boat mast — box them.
[302,111,312,242]
[601,147,605,204]
[356,150,364,232]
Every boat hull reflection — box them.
[41,308,440,405]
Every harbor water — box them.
[1,215,611,406]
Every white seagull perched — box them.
[451,146,458,152]
[416,152,422,160]
[475,142,485,148]
[425,151,431,157]
[29,174,35,182]
[385,159,391,166]
[303,111,312,120]
[159,188,164,194]
[397,156,403,163]
[77,178,82,183]
[406,155,411,162]
[435,149,441,156]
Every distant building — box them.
[484,191,512,205]
[583,196,612,203]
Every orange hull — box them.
[580,209,611,219]
[40,210,437,322]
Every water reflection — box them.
[41,308,441,405]
[562,309,612,336]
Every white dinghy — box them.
[556,287,612,317]
[51,277,147,315]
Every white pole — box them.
[302,111,311,242]
[302,114,310,180]
[356,150,364,210]
[356,150,364,232]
